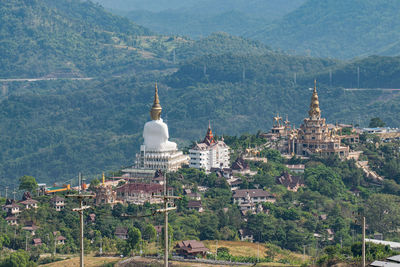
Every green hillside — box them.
[0,0,152,78]
[249,0,400,59]
[1,0,400,187]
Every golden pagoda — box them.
[292,81,349,158]
[150,83,162,120]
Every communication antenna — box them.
[357,66,360,89]
[242,66,246,82]
[329,70,332,87]
[294,72,297,85]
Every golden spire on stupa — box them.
[308,79,321,119]
[150,82,162,120]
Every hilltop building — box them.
[123,84,188,179]
[292,81,349,158]
[93,173,117,206]
[189,124,230,172]
[116,182,172,205]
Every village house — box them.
[239,229,254,242]
[32,238,42,246]
[19,192,38,210]
[184,189,201,201]
[2,201,21,215]
[233,189,275,205]
[22,221,39,236]
[276,172,305,192]
[284,164,305,173]
[5,216,18,226]
[56,235,66,245]
[210,167,233,179]
[116,182,172,205]
[50,195,65,211]
[175,240,209,258]
[227,177,243,191]
[231,157,251,175]
[115,227,128,240]
[187,200,204,212]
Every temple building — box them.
[189,124,230,172]
[292,81,349,158]
[123,84,188,178]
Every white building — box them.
[189,124,230,172]
[123,84,188,178]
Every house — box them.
[276,172,305,192]
[239,229,254,242]
[116,182,172,205]
[115,227,128,240]
[184,189,201,201]
[231,157,251,175]
[19,198,39,210]
[210,167,232,179]
[19,192,39,210]
[56,236,66,245]
[5,216,18,226]
[32,238,42,246]
[284,164,305,173]
[227,178,243,191]
[87,213,96,223]
[175,240,209,258]
[233,189,275,205]
[22,221,39,236]
[187,200,204,212]
[3,203,21,215]
[50,195,65,211]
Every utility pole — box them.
[154,173,180,267]
[362,216,366,267]
[25,232,28,251]
[12,188,16,200]
[66,191,94,267]
[357,66,360,89]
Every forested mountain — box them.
[0,0,152,77]
[95,0,305,38]
[1,0,400,187]
[249,0,400,59]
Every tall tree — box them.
[18,175,38,193]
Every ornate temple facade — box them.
[189,124,230,172]
[122,84,188,179]
[291,81,349,158]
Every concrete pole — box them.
[164,177,168,267]
[80,199,84,267]
[362,216,366,267]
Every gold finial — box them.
[150,83,162,120]
[308,79,321,119]
[102,172,105,186]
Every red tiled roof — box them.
[116,182,168,194]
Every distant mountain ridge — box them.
[95,0,305,38]
[248,0,400,59]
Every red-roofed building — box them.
[189,124,230,172]
[175,240,209,258]
[116,183,172,205]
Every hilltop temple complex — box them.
[264,81,352,158]
[122,84,188,179]
[293,81,349,157]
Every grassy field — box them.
[203,240,307,265]
[41,256,119,267]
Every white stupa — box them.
[122,84,188,179]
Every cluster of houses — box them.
[1,192,67,247]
